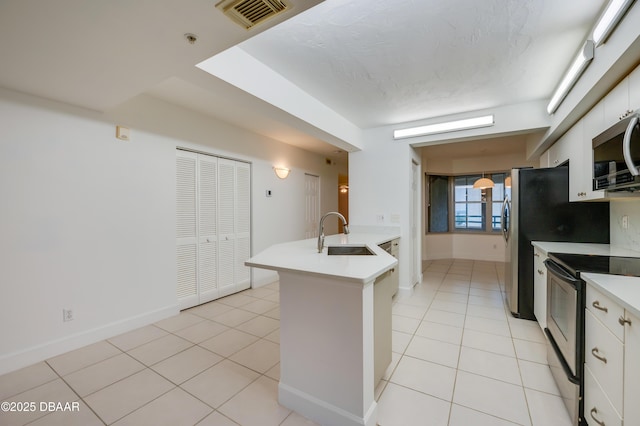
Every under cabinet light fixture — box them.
[593,0,635,46]
[393,114,494,140]
[273,166,290,179]
[546,40,594,115]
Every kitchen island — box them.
[246,232,398,426]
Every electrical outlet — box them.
[376,214,384,223]
[63,309,74,322]
[623,215,629,229]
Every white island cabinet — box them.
[246,233,398,426]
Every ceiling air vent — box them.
[216,0,290,29]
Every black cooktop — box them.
[549,252,640,277]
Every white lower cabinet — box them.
[623,311,640,425]
[585,283,640,426]
[585,309,624,415]
[533,248,547,330]
[584,364,622,426]
[374,270,393,385]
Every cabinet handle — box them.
[590,407,605,426]
[619,316,632,326]
[537,269,544,275]
[591,347,607,364]
[592,301,608,313]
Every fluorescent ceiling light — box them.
[593,0,634,46]
[393,115,495,139]
[546,40,594,115]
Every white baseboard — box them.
[0,304,179,375]
[279,382,377,426]
[251,272,279,288]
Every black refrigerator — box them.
[503,167,609,320]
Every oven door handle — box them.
[544,259,580,288]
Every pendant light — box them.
[473,173,495,189]
[505,176,512,188]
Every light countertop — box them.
[531,242,640,257]
[246,232,400,284]
[531,241,640,319]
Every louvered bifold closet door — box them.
[235,161,251,291]
[217,158,237,297]
[176,151,199,309]
[198,155,219,304]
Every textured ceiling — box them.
[240,0,605,128]
[0,0,610,157]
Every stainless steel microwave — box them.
[593,111,640,191]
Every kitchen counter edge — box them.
[246,232,400,284]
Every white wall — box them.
[610,200,640,252]
[424,234,506,262]
[0,88,343,374]
[350,128,422,291]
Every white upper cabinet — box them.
[630,65,640,113]
[603,62,640,128]
[547,130,572,168]
[577,104,606,201]
[604,77,631,127]
[545,63,640,202]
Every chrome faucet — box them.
[317,212,349,253]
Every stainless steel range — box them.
[544,253,640,425]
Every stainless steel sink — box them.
[327,245,375,256]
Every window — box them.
[454,175,484,231]
[428,175,449,232]
[427,172,510,234]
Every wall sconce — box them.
[273,167,290,179]
[505,176,512,188]
[339,184,349,193]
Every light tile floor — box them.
[0,259,572,426]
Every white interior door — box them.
[198,155,219,304]
[217,158,236,297]
[305,173,320,238]
[176,151,199,309]
[176,150,251,308]
[234,161,251,292]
